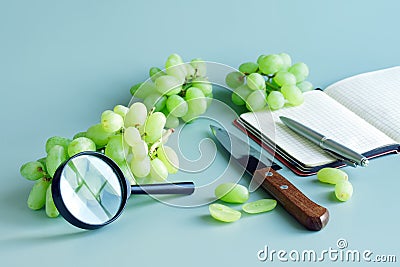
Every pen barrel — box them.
[320,139,367,166]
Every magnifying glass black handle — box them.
[131,182,195,195]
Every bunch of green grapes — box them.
[20,103,179,217]
[226,53,314,111]
[130,53,213,126]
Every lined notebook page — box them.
[325,66,400,143]
[239,90,396,167]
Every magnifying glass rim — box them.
[52,151,129,230]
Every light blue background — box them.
[1,0,399,266]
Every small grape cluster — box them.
[225,53,314,111]
[20,102,179,217]
[130,53,213,127]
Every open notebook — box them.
[235,66,400,175]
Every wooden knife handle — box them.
[253,167,329,231]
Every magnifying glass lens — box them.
[53,152,128,229]
[52,151,194,230]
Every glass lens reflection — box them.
[59,155,123,225]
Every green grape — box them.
[257,55,266,64]
[133,82,157,99]
[155,75,182,96]
[113,105,129,118]
[37,157,48,173]
[46,145,67,177]
[27,178,51,210]
[335,180,353,201]
[86,124,113,148]
[145,112,166,143]
[130,156,151,178]
[149,67,166,82]
[317,168,348,185]
[125,102,148,128]
[190,58,207,77]
[67,137,96,157]
[239,62,259,74]
[191,77,213,95]
[157,145,179,174]
[209,203,241,223]
[101,110,124,133]
[165,53,184,69]
[150,157,168,182]
[297,81,314,92]
[259,54,284,75]
[246,89,267,111]
[185,63,196,78]
[143,93,167,112]
[231,84,253,106]
[225,71,245,89]
[105,135,127,164]
[73,132,86,139]
[131,140,148,160]
[273,71,297,86]
[280,84,304,106]
[185,87,207,115]
[166,64,187,83]
[165,114,179,129]
[20,161,45,181]
[278,53,292,70]
[247,73,266,90]
[166,95,188,117]
[267,91,285,110]
[45,136,71,154]
[242,199,277,214]
[119,161,135,185]
[124,127,141,147]
[130,83,142,96]
[288,62,309,82]
[181,109,198,123]
[214,183,249,204]
[45,185,59,218]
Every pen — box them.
[279,116,369,167]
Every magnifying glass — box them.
[51,151,194,230]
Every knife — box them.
[210,125,329,231]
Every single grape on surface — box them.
[214,183,249,204]
[317,168,348,185]
[335,180,353,201]
[209,203,241,223]
[242,199,277,214]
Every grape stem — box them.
[265,81,280,91]
[148,128,174,159]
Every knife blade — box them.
[210,125,329,231]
